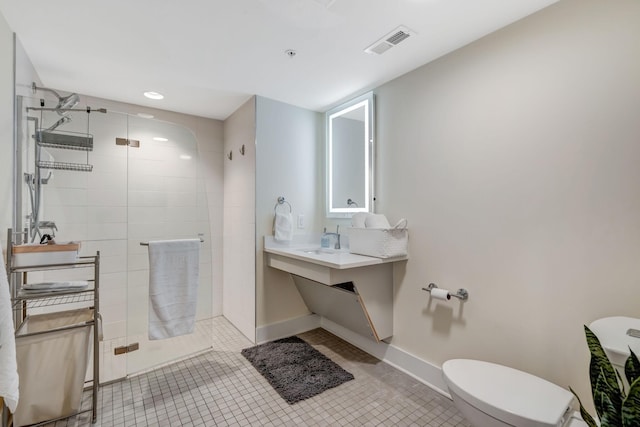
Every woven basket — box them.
[348,219,408,258]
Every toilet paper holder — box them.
[422,283,469,301]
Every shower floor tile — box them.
[47,316,469,427]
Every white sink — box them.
[266,240,393,270]
[298,248,336,255]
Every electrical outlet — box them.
[297,214,305,229]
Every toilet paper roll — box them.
[430,288,451,301]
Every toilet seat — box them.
[443,359,575,427]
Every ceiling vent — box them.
[365,26,415,55]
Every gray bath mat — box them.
[241,336,354,404]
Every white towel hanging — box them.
[147,239,200,340]
[274,211,294,242]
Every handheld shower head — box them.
[45,116,72,132]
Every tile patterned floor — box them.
[48,317,469,426]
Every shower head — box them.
[32,82,80,115]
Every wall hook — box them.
[239,144,245,156]
[227,151,233,160]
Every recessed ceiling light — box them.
[153,137,168,142]
[179,154,192,160]
[137,113,154,119]
[144,91,164,100]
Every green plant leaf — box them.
[594,368,623,423]
[619,368,628,400]
[586,326,622,417]
[625,349,640,388]
[570,386,599,427]
[599,390,623,427]
[622,377,640,427]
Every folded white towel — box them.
[274,211,294,242]
[19,289,82,295]
[19,281,89,297]
[351,212,370,228]
[0,253,19,413]
[22,281,89,290]
[365,213,391,229]
[148,239,200,340]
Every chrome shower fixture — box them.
[45,116,72,132]
[32,82,80,115]
[56,93,80,114]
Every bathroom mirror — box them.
[326,92,374,217]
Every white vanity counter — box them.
[264,235,407,342]
[264,236,407,270]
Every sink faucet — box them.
[322,225,341,249]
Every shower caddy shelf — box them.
[35,129,94,172]
[36,159,93,172]
[2,229,100,427]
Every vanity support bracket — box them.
[288,263,393,342]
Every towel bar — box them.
[140,237,204,246]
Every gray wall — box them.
[255,96,323,328]
[375,0,640,406]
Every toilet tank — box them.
[589,316,640,368]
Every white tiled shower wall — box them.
[27,105,218,382]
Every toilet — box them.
[442,359,587,427]
[589,316,640,388]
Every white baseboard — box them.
[255,313,320,344]
[256,315,451,399]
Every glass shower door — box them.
[124,115,213,375]
[16,96,130,383]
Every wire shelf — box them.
[36,130,94,151]
[13,289,95,310]
[36,160,93,172]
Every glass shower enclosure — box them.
[15,92,214,383]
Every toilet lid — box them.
[443,359,575,427]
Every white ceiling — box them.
[0,0,559,120]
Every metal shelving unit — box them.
[3,229,100,427]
